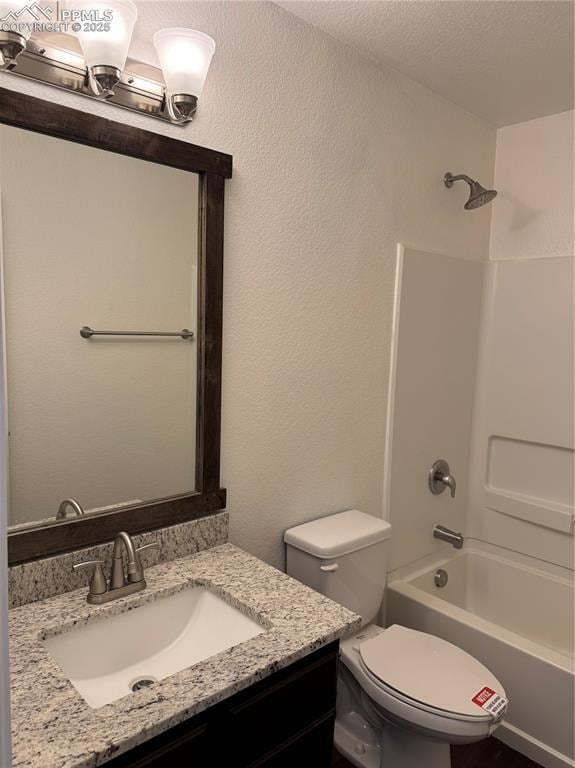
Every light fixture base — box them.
[0,32,27,71]
[87,65,121,98]
[166,93,198,123]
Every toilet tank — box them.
[284,510,392,626]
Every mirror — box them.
[0,125,199,530]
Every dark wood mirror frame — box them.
[0,87,232,565]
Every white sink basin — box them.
[43,586,266,708]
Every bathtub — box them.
[386,543,574,768]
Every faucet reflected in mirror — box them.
[74,532,160,604]
[56,498,85,520]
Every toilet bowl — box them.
[284,510,507,768]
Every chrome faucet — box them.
[74,531,160,605]
[433,524,464,549]
[56,498,84,519]
[428,460,457,498]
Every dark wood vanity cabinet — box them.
[106,641,339,768]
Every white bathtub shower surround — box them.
[387,542,575,768]
[385,246,483,571]
[383,113,574,768]
[467,256,575,569]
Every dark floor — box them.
[332,737,543,768]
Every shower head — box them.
[444,172,497,210]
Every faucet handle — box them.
[126,541,160,584]
[135,542,160,571]
[445,475,456,498]
[136,542,160,556]
[73,560,107,596]
[429,459,456,498]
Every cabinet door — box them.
[105,722,208,767]
[253,715,335,768]
[222,645,338,766]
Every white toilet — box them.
[284,510,507,768]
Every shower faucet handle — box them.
[428,460,457,498]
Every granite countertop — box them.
[9,543,360,768]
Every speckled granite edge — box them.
[8,512,229,608]
[9,543,360,768]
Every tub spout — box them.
[433,524,463,549]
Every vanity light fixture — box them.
[0,1,216,125]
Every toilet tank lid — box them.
[284,510,392,558]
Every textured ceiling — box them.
[275,0,574,127]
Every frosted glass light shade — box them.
[76,0,137,70]
[0,1,33,39]
[153,28,216,98]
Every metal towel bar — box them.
[80,326,194,340]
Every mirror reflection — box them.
[0,126,199,530]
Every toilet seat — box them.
[358,625,507,723]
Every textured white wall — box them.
[490,111,574,261]
[1,127,198,525]
[0,2,496,568]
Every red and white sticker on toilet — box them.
[471,687,507,719]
